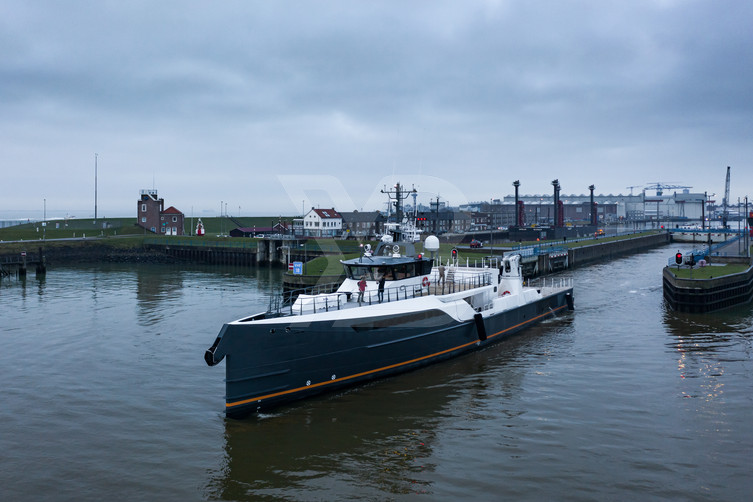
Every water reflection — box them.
[36,274,46,296]
[662,303,752,352]
[209,381,447,500]
[135,265,186,326]
[207,318,571,501]
[662,304,752,409]
[0,272,46,304]
[132,263,284,328]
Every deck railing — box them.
[526,276,574,292]
[270,269,494,316]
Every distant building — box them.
[502,191,708,223]
[229,222,289,238]
[415,210,470,234]
[452,211,472,232]
[302,208,343,237]
[137,189,184,235]
[340,211,385,239]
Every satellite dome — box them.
[424,235,440,252]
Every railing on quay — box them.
[666,228,746,236]
[665,234,745,267]
[510,230,659,257]
[144,237,259,249]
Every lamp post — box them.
[552,179,561,230]
[745,196,750,257]
[489,202,493,255]
[739,197,742,254]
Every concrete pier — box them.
[0,249,45,277]
[663,263,753,313]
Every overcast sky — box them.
[2,0,751,220]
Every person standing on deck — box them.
[357,275,367,305]
[438,264,446,293]
[378,274,386,303]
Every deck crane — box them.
[722,166,731,229]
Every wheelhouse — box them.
[342,257,433,281]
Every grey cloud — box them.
[1,1,751,218]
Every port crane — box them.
[644,182,692,197]
[722,166,731,228]
[626,185,642,195]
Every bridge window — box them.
[346,265,374,280]
[395,263,414,280]
[416,260,432,275]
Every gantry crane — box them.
[644,182,692,197]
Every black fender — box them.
[474,312,487,341]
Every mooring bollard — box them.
[19,251,27,277]
[36,246,46,275]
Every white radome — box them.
[424,235,440,251]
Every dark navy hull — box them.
[207,288,573,418]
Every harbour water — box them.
[1,245,751,501]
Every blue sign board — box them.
[293,262,303,275]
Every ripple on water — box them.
[2,254,752,500]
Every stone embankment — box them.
[2,232,672,284]
[0,242,177,266]
[663,256,753,313]
[568,232,670,267]
[283,232,672,289]
[518,232,670,277]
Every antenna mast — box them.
[381,182,417,240]
[94,153,98,220]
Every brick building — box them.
[137,189,185,235]
[340,211,385,239]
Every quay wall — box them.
[146,243,259,266]
[568,232,670,267]
[1,233,671,279]
[1,243,176,265]
[663,264,753,313]
[0,238,341,269]
[515,232,668,278]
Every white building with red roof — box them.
[303,207,343,237]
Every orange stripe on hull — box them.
[227,304,568,409]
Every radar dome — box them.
[424,235,440,252]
